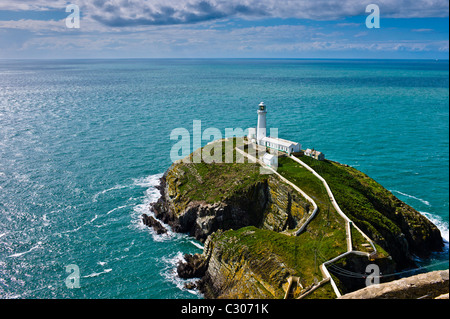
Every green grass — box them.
[297,156,403,242]
[214,225,347,296]
[176,162,265,204]
[276,156,373,254]
[277,157,332,210]
[170,140,400,298]
[173,138,267,204]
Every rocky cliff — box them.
[145,141,444,299]
[151,160,311,242]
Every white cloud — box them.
[0,19,67,32]
[1,0,448,27]
[0,0,68,11]
[411,28,434,32]
[10,22,447,57]
[354,31,368,38]
[0,1,447,58]
[83,0,449,26]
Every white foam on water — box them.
[391,190,448,249]
[106,204,129,215]
[392,190,431,206]
[190,240,204,250]
[93,184,130,202]
[132,174,164,188]
[130,173,203,297]
[82,268,112,278]
[133,202,176,242]
[7,242,43,258]
[60,213,100,235]
[420,211,449,243]
[42,214,50,227]
[130,173,176,242]
[160,251,201,296]
[123,239,135,252]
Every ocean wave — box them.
[82,268,112,278]
[420,211,449,243]
[132,174,163,188]
[106,204,129,216]
[60,214,99,235]
[392,190,431,206]
[190,240,204,250]
[132,201,175,242]
[42,214,50,227]
[130,173,174,242]
[92,184,131,202]
[160,251,201,297]
[7,242,43,258]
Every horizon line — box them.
[0,57,448,61]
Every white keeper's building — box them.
[247,102,301,155]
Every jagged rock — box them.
[184,282,197,290]
[177,253,208,279]
[142,214,167,235]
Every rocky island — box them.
[144,138,445,299]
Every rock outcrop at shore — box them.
[177,253,208,280]
[142,214,167,235]
[143,141,445,299]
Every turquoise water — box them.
[0,59,448,299]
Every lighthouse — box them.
[256,102,267,143]
[247,101,302,156]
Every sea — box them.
[0,59,448,299]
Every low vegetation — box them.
[162,139,442,298]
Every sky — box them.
[0,0,448,59]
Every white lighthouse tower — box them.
[256,102,267,144]
[247,101,303,157]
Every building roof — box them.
[262,153,276,160]
[261,136,298,148]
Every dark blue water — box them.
[0,59,448,298]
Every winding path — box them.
[235,144,378,298]
[289,155,378,298]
